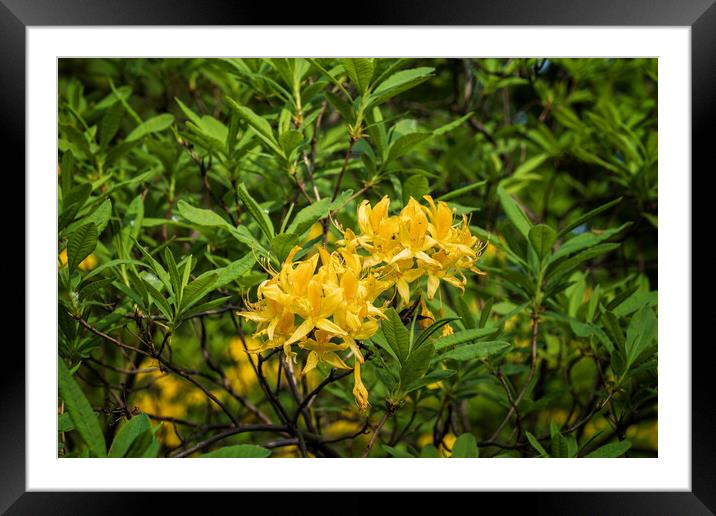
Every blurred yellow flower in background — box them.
[58,248,98,271]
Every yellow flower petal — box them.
[315,318,347,335]
[285,318,315,345]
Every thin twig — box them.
[486,314,539,443]
[331,137,356,201]
[361,407,395,458]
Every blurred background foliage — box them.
[58,57,657,459]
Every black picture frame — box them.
[3,1,709,513]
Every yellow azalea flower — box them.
[238,243,384,380]
[283,275,346,346]
[340,195,484,306]
[357,195,390,238]
[299,330,351,375]
[391,197,439,267]
[352,362,370,411]
[419,297,436,329]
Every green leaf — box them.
[382,444,415,458]
[271,233,299,262]
[400,341,435,390]
[125,114,175,142]
[180,272,218,312]
[62,183,91,215]
[341,58,375,94]
[67,223,98,273]
[164,248,182,305]
[528,224,557,260]
[78,278,114,300]
[134,240,172,294]
[612,290,658,317]
[60,151,75,195]
[479,298,495,328]
[413,317,460,349]
[195,116,229,147]
[83,258,147,280]
[433,112,472,136]
[437,180,487,202]
[586,440,632,458]
[525,431,550,457]
[550,223,631,263]
[497,185,532,239]
[229,226,271,258]
[99,101,124,149]
[369,332,399,364]
[127,429,160,458]
[451,433,479,458]
[180,296,231,319]
[108,414,151,458]
[433,328,500,350]
[624,304,657,370]
[279,129,303,156]
[81,198,112,235]
[176,200,233,229]
[175,97,203,126]
[237,183,275,240]
[58,412,74,433]
[286,198,331,236]
[546,243,620,287]
[325,91,355,123]
[58,359,107,457]
[200,444,271,458]
[439,341,511,361]
[285,191,352,237]
[381,308,411,365]
[120,195,145,255]
[420,444,441,458]
[403,369,456,393]
[213,254,256,289]
[549,421,569,458]
[402,174,430,204]
[143,279,173,320]
[226,98,283,157]
[513,153,549,177]
[308,59,352,99]
[367,67,434,108]
[559,197,623,238]
[386,133,432,166]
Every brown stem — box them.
[332,137,356,201]
[77,317,240,427]
[361,407,395,458]
[486,314,539,443]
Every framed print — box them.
[3,0,710,513]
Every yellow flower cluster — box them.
[238,243,389,410]
[238,195,485,410]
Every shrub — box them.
[57,58,657,458]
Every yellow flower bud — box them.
[352,362,370,412]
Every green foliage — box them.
[199,444,271,458]
[451,433,479,458]
[58,359,107,457]
[57,57,657,459]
